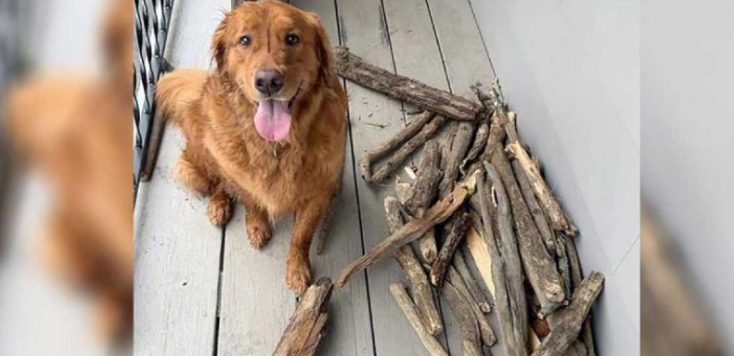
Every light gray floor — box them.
[135,0,639,355]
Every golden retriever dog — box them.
[5,0,132,343]
[156,0,346,294]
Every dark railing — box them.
[134,0,174,190]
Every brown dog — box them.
[156,0,346,294]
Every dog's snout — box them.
[254,69,284,95]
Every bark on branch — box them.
[531,272,605,356]
[335,47,483,121]
[385,197,443,335]
[273,278,333,356]
[404,140,443,263]
[367,113,447,184]
[390,283,449,356]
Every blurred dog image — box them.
[4,0,132,344]
[156,0,346,294]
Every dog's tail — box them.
[155,68,208,127]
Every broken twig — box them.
[273,278,333,356]
[390,283,449,356]
[385,197,443,335]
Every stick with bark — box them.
[430,211,470,286]
[447,266,496,347]
[384,197,443,335]
[335,182,473,288]
[475,170,519,356]
[442,281,483,356]
[390,283,449,356]
[369,114,447,184]
[505,117,577,236]
[460,120,489,176]
[563,233,597,356]
[511,159,556,258]
[485,113,566,307]
[531,272,605,356]
[334,47,483,121]
[273,278,333,356]
[404,140,442,263]
[438,121,476,197]
[483,162,529,356]
[359,111,435,182]
[452,250,491,313]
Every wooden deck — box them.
[134,0,496,354]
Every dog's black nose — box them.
[254,69,284,95]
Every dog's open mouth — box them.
[253,87,300,142]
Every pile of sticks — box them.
[333,47,605,356]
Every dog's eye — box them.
[239,35,251,47]
[285,33,299,46]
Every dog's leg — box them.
[175,149,215,195]
[240,193,273,248]
[286,197,331,294]
[207,187,233,227]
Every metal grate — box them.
[134,0,174,189]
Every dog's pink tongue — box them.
[254,100,292,142]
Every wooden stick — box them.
[334,47,483,121]
[489,144,566,306]
[475,170,519,356]
[430,211,470,286]
[532,272,604,356]
[389,283,449,356]
[452,250,491,313]
[438,121,476,197]
[447,266,496,347]
[273,278,333,356]
[359,111,435,182]
[442,281,483,356]
[512,159,556,257]
[554,232,573,303]
[562,233,596,355]
[370,115,447,184]
[483,162,529,356]
[460,120,489,176]
[404,140,442,263]
[505,139,577,236]
[335,183,472,288]
[385,197,443,335]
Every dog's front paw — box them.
[286,251,312,295]
[247,224,273,248]
[207,193,233,227]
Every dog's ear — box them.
[306,13,337,85]
[211,16,229,73]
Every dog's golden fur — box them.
[156,0,347,293]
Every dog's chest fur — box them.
[202,89,344,218]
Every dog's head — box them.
[212,0,335,142]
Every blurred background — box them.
[641,0,733,354]
[1,0,131,354]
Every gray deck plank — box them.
[335,0,448,355]
[216,208,295,355]
[289,0,376,355]
[134,1,229,355]
[380,0,462,353]
[425,0,496,96]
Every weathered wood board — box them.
[134,1,229,355]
